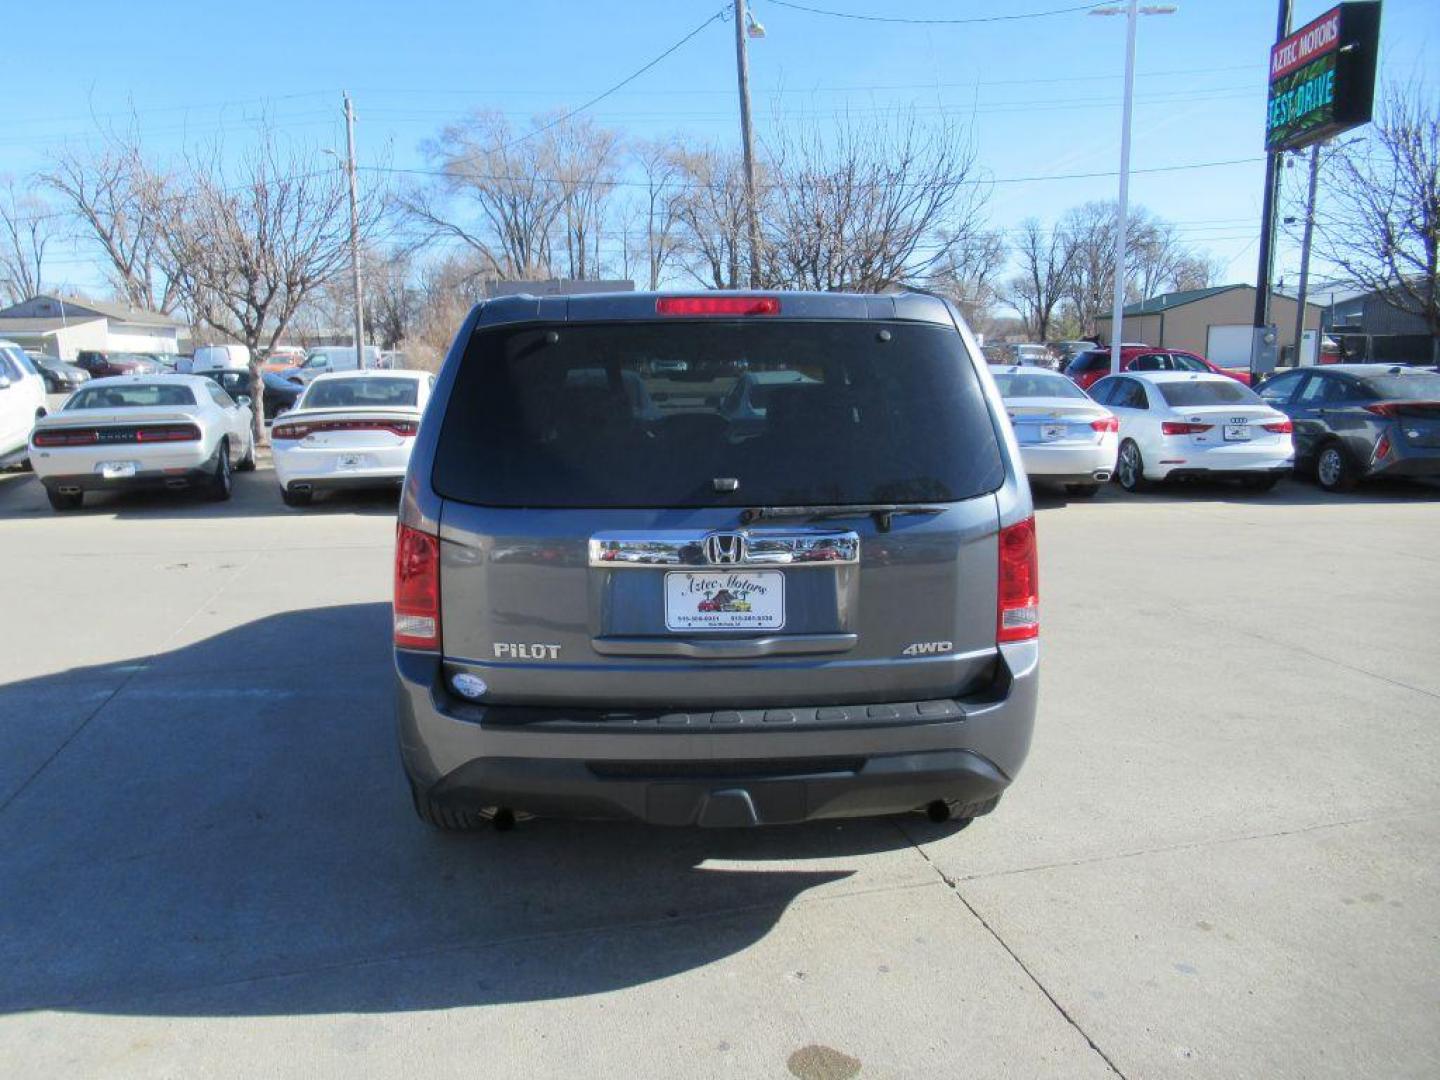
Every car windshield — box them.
[1157,380,1258,407]
[994,372,1087,399]
[67,384,196,409]
[433,319,1005,509]
[1360,373,1440,399]
[3,346,38,375]
[304,377,419,409]
[204,371,250,396]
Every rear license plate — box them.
[665,570,784,631]
[337,453,366,469]
[1041,423,1066,441]
[99,461,137,479]
[1224,423,1251,441]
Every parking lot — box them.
[1,461,1437,1079]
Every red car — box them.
[1065,346,1252,390]
[73,350,160,379]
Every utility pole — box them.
[1250,0,1292,383]
[1292,142,1321,365]
[1106,0,1139,373]
[343,93,366,360]
[733,0,762,289]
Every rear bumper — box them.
[1018,439,1116,483]
[273,443,411,491]
[39,466,215,494]
[1371,446,1440,479]
[394,640,1038,825]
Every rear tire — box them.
[46,488,82,511]
[1316,443,1358,492]
[1066,483,1100,498]
[1241,473,1281,492]
[281,486,312,508]
[1115,439,1151,492]
[206,440,232,501]
[410,783,491,832]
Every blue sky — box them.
[4,0,1435,298]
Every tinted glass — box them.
[304,377,419,409]
[1170,354,1210,373]
[433,320,1005,509]
[1258,371,1303,404]
[3,346,38,375]
[1295,375,1330,405]
[67,384,197,409]
[1130,354,1169,371]
[1157,380,1259,407]
[1360,373,1440,399]
[994,372,1087,399]
[204,371,250,396]
[1067,351,1106,374]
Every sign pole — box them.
[1251,0,1292,385]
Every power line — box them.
[766,0,1098,25]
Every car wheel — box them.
[410,782,495,832]
[207,440,233,501]
[1316,443,1357,492]
[1241,473,1281,492]
[237,434,257,472]
[1065,483,1101,498]
[1115,439,1150,492]
[46,488,82,511]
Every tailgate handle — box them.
[592,633,858,659]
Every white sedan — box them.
[28,375,256,511]
[994,366,1118,497]
[270,370,433,507]
[1090,371,1295,493]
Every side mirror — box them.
[235,394,253,408]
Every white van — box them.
[192,345,252,373]
[291,345,383,384]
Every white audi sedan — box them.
[1090,371,1294,493]
[270,370,433,506]
[994,366,1118,497]
[29,375,256,511]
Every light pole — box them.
[1090,3,1177,374]
[733,0,765,289]
[326,95,366,359]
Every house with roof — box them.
[1095,284,1323,365]
[0,294,184,360]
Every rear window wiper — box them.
[740,504,946,533]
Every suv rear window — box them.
[433,320,1005,508]
[1066,351,1108,374]
[1156,380,1257,407]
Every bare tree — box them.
[0,177,51,304]
[1315,84,1440,358]
[549,117,622,281]
[633,137,688,289]
[364,249,419,350]
[147,130,387,441]
[41,141,178,313]
[407,251,490,371]
[1001,219,1076,342]
[671,144,752,290]
[926,227,1007,336]
[403,111,566,280]
[762,111,986,292]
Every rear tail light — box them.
[135,424,201,442]
[1262,419,1294,433]
[1089,416,1119,433]
[1161,421,1213,435]
[394,524,440,649]
[33,428,99,447]
[1363,403,1399,417]
[273,419,418,440]
[1373,433,1391,462]
[997,516,1039,643]
[656,296,779,316]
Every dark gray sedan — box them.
[1257,364,1440,491]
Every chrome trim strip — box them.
[591,633,859,659]
[589,529,860,568]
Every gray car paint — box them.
[395,291,1038,825]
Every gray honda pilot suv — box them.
[394,291,1038,829]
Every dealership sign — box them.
[1265,2,1381,152]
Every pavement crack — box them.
[895,821,1126,1078]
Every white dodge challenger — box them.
[29,374,256,511]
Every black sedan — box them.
[29,354,90,393]
[196,368,305,419]
[1257,364,1440,491]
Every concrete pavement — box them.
[0,465,1436,1078]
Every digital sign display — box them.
[1265,2,1380,153]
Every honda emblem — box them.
[703,533,746,565]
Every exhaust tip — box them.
[1093,471,1112,482]
[926,800,952,824]
[491,807,516,832]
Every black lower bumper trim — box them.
[425,748,1010,826]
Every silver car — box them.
[394,291,1039,830]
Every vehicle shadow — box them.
[1102,475,1440,507]
[0,602,952,1018]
